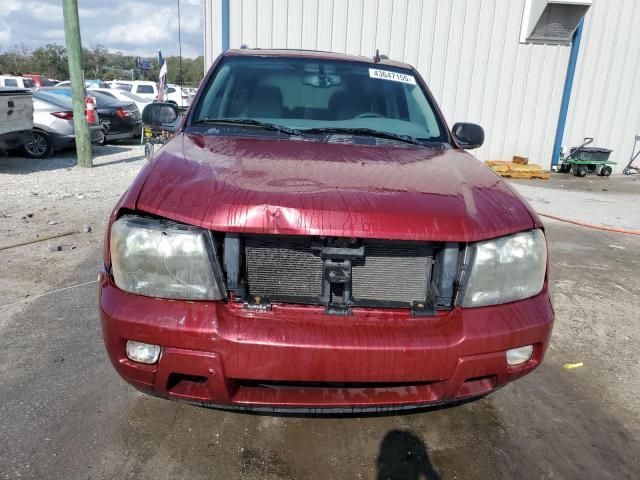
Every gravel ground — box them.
[0,147,639,479]
[0,144,146,320]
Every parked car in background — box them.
[54,79,108,89]
[105,80,192,110]
[90,88,151,117]
[166,84,193,110]
[106,81,134,91]
[23,89,104,158]
[0,75,36,90]
[22,74,58,87]
[100,49,553,413]
[42,87,142,144]
[112,80,158,100]
[0,87,33,153]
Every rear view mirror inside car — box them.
[302,73,342,88]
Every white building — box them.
[204,0,640,172]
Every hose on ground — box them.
[537,213,640,236]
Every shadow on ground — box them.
[376,430,440,480]
[0,142,141,174]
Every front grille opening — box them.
[351,241,432,304]
[245,236,323,299]
[241,235,436,309]
[235,379,438,390]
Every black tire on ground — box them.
[575,166,588,177]
[559,163,571,173]
[22,130,53,159]
[600,165,612,177]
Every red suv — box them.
[100,49,553,413]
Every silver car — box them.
[90,88,151,118]
[23,90,104,158]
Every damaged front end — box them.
[226,233,460,317]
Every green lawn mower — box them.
[558,137,615,177]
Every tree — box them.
[0,43,204,85]
[31,44,68,79]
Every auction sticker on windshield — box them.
[368,68,416,85]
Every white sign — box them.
[368,68,416,85]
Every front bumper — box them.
[99,273,554,413]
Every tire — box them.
[23,130,53,159]
[600,165,612,177]
[559,163,571,173]
[575,166,588,177]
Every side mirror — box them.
[142,102,179,131]
[452,122,484,149]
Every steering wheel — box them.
[355,112,385,119]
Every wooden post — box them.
[62,0,92,168]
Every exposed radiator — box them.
[244,236,433,308]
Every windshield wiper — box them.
[191,118,315,141]
[299,127,424,146]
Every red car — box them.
[100,49,553,413]
[22,74,57,87]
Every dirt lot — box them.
[0,147,639,479]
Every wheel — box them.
[574,166,588,177]
[23,130,53,159]
[600,165,612,177]
[559,163,571,173]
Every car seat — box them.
[248,85,284,118]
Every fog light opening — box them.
[506,345,534,366]
[126,340,161,365]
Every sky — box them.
[0,0,204,58]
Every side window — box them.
[167,87,176,93]
[4,78,18,87]
[136,85,155,94]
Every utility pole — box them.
[62,0,92,167]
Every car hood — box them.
[135,133,538,242]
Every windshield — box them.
[191,56,447,143]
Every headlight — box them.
[459,230,547,307]
[110,215,225,300]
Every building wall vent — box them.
[520,0,591,45]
